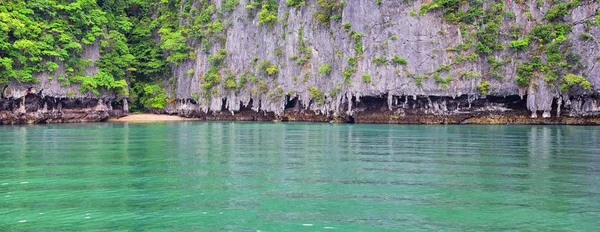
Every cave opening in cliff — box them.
[221,98,228,111]
[247,99,255,109]
[24,94,43,112]
[61,98,99,110]
[0,97,14,111]
[285,96,299,110]
[355,95,387,112]
[347,115,355,124]
[111,99,124,110]
[485,95,528,111]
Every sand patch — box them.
[110,114,194,122]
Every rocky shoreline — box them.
[2,93,599,125]
[169,109,600,125]
[0,93,126,125]
[160,93,600,125]
[2,108,599,125]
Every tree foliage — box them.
[0,0,171,110]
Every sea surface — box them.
[1,122,599,231]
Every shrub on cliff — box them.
[544,1,580,21]
[391,56,408,65]
[363,73,371,83]
[258,1,278,26]
[286,0,306,7]
[319,64,332,76]
[74,72,128,96]
[158,28,190,64]
[309,87,325,105]
[258,60,278,77]
[373,57,388,66]
[139,84,167,109]
[561,74,591,93]
[314,0,345,26]
[509,38,529,50]
[477,80,490,95]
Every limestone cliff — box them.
[1,0,599,124]
[163,0,600,123]
[0,43,127,124]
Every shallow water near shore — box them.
[1,122,599,231]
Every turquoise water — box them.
[1,122,599,231]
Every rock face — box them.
[2,0,599,124]
[0,94,126,125]
[162,0,600,123]
[0,43,127,125]
[0,88,127,124]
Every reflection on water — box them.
[0,122,599,231]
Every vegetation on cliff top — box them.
[0,0,170,111]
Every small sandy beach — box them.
[110,114,194,122]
